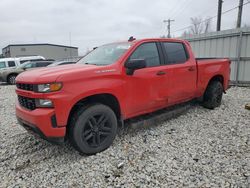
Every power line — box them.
[170,0,192,19]
[172,0,250,34]
[169,0,190,19]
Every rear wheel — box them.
[7,74,17,85]
[69,104,117,154]
[202,81,223,109]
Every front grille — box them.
[16,83,34,91]
[18,95,36,110]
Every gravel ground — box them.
[0,85,249,188]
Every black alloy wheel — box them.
[69,104,117,154]
[83,114,113,148]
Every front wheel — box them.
[7,74,17,85]
[202,81,223,109]
[69,104,117,155]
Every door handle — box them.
[188,67,195,71]
[156,71,166,76]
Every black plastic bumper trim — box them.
[17,117,64,144]
[51,114,57,128]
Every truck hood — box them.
[16,64,98,83]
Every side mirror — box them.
[125,59,146,75]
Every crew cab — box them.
[15,38,230,154]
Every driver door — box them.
[124,42,169,117]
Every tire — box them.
[7,74,17,85]
[69,103,117,155]
[202,81,223,109]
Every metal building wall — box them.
[182,27,250,85]
[3,44,78,60]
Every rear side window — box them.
[130,43,160,67]
[8,61,16,67]
[163,42,187,64]
[0,61,6,68]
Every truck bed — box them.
[195,58,231,97]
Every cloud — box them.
[0,0,249,55]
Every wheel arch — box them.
[206,74,224,91]
[7,73,19,83]
[67,93,122,127]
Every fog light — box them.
[36,99,53,108]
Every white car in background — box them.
[0,56,45,70]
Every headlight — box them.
[37,82,62,93]
[35,99,53,107]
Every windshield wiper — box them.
[84,62,107,66]
[84,62,97,65]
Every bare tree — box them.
[243,24,249,28]
[182,17,212,36]
[190,17,204,34]
[204,18,211,33]
[181,30,190,38]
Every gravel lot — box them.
[0,84,249,187]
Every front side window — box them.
[130,43,160,67]
[163,42,187,64]
[0,62,6,68]
[8,61,16,67]
[78,43,131,65]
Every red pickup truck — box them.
[15,38,230,154]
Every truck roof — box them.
[109,38,187,44]
[104,38,188,47]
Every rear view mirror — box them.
[125,59,146,75]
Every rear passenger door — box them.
[162,42,197,104]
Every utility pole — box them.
[163,19,174,38]
[217,0,223,31]
[237,0,244,28]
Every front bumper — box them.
[16,102,66,143]
[0,76,5,82]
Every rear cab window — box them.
[162,42,188,64]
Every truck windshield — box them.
[77,43,131,65]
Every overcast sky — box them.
[1,0,250,55]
